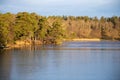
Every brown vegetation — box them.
[0,12,120,48]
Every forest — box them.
[0,12,120,47]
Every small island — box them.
[0,12,120,49]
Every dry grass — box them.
[64,38,101,41]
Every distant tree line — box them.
[0,12,120,47]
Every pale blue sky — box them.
[0,0,120,17]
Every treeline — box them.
[0,12,120,47]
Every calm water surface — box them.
[0,41,120,80]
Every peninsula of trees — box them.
[0,12,120,47]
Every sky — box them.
[0,0,120,17]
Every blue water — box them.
[0,41,120,80]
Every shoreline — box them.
[5,40,42,49]
[63,38,119,41]
[1,38,119,49]
[65,38,101,41]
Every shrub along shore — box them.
[0,12,120,49]
[3,38,119,49]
